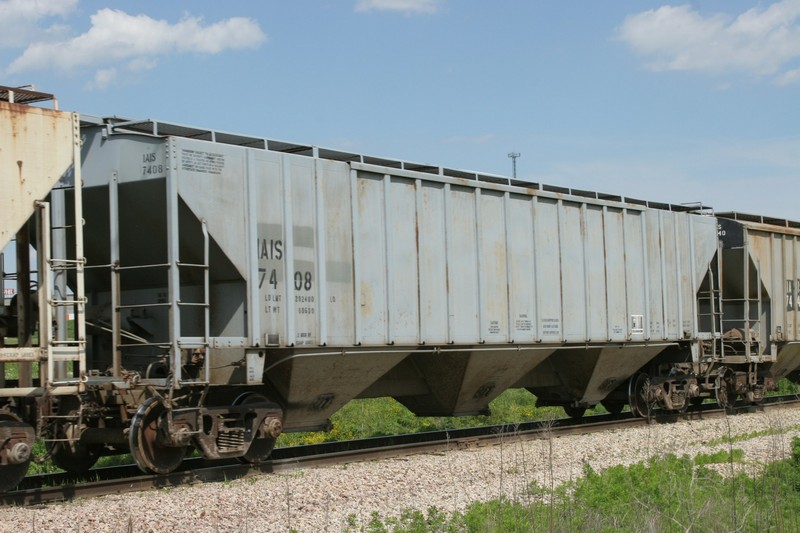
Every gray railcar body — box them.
[77,116,719,428]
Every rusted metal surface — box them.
[0,100,76,250]
[0,412,35,493]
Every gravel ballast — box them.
[6,408,800,532]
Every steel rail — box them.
[3,394,799,507]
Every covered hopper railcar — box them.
[1,85,798,491]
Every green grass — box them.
[276,389,603,447]
[693,448,745,465]
[773,377,800,395]
[345,438,800,532]
[700,424,800,447]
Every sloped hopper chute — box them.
[358,348,556,417]
[520,346,667,406]
[0,101,76,250]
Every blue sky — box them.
[1,0,799,219]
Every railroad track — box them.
[5,395,799,507]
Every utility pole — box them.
[507,152,520,180]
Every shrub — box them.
[352,451,800,532]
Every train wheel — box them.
[563,405,586,419]
[47,399,100,472]
[628,373,651,418]
[0,412,35,493]
[601,400,625,415]
[129,398,187,474]
[49,435,100,473]
[233,393,282,464]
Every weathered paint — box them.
[0,101,76,249]
[74,119,723,424]
[79,131,720,350]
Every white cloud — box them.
[355,0,444,15]
[126,57,157,73]
[86,56,159,91]
[776,68,800,85]
[89,68,117,91]
[617,1,800,84]
[7,8,267,85]
[0,0,78,48]
[0,0,76,18]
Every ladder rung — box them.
[50,299,86,306]
[49,340,86,346]
[50,265,80,272]
[51,357,81,363]
[116,302,171,310]
[50,258,85,265]
[50,265,84,273]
